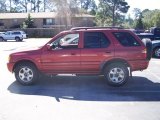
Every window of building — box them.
[113,32,141,47]
[84,32,110,48]
[43,18,55,25]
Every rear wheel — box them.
[153,47,160,58]
[103,63,129,87]
[14,63,39,85]
[15,37,21,41]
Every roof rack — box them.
[71,26,123,31]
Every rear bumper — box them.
[129,60,149,71]
[7,62,15,72]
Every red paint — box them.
[7,29,150,75]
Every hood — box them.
[9,45,42,54]
[9,45,42,63]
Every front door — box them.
[41,33,81,74]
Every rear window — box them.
[113,32,141,47]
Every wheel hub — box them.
[109,67,125,83]
[19,67,33,82]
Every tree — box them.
[132,8,141,19]
[152,11,160,27]
[43,0,46,12]
[96,1,112,26]
[69,0,79,14]
[9,0,11,12]
[24,13,34,28]
[78,0,97,11]
[0,0,7,12]
[98,0,130,26]
[13,0,28,12]
[138,9,160,29]
[135,17,144,29]
[13,0,44,12]
[123,14,134,28]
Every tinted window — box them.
[12,32,21,35]
[113,32,141,47]
[154,28,160,35]
[84,32,110,48]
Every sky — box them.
[125,0,160,15]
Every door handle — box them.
[71,53,76,55]
[105,51,111,54]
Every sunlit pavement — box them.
[0,39,160,120]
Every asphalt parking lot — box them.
[0,38,160,120]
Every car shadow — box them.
[8,76,160,102]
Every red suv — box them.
[7,27,152,86]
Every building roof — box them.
[0,12,95,19]
[0,12,57,19]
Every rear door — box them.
[80,31,114,74]
[4,31,12,40]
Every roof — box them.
[0,12,95,19]
[0,12,57,19]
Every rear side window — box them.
[84,32,110,48]
[12,32,21,35]
[113,32,141,47]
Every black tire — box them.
[15,37,21,42]
[0,37,4,41]
[14,63,39,85]
[153,47,160,58]
[103,63,129,87]
[142,38,152,60]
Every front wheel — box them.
[0,37,5,41]
[14,63,39,85]
[104,63,129,87]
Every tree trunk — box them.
[30,0,32,12]
[44,0,46,12]
[112,3,116,26]
[37,0,40,12]
[25,0,27,12]
[9,0,11,12]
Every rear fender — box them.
[100,58,131,73]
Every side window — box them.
[12,32,21,35]
[5,32,10,35]
[51,33,79,49]
[113,32,141,47]
[84,32,110,48]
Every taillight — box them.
[141,48,147,59]
[142,48,147,54]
